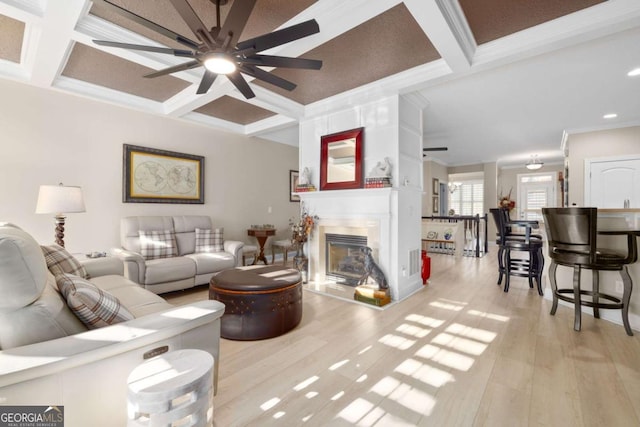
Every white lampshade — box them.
[36,184,86,214]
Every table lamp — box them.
[36,183,86,247]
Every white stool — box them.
[242,245,258,266]
[271,239,295,265]
[127,349,214,427]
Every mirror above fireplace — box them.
[320,127,364,191]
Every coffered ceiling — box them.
[1,0,639,166]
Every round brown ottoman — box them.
[209,266,303,340]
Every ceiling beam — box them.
[404,0,475,72]
[24,0,89,87]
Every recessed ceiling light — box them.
[628,67,640,77]
[603,113,618,119]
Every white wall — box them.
[566,125,640,206]
[0,79,300,254]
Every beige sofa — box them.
[115,215,244,294]
[0,223,225,427]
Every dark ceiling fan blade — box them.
[94,0,200,50]
[239,54,322,70]
[93,40,195,57]
[227,71,255,99]
[196,70,218,94]
[217,0,258,47]
[144,60,201,78]
[241,65,296,91]
[168,0,216,48]
[236,19,320,53]
[423,147,448,151]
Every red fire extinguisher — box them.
[421,249,431,285]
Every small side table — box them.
[127,349,214,427]
[247,228,276,265]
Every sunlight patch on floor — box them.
[370,376,437,415]
[336,398,375,424]
[431,333,488,356]
[329,359,350,371]
[358,345,372,355]
[379,334,416,350]
[429,300,465,311]
[293,375,319,391]
[405,314,445,328]
[415,344,475,371]
[260,397,280,411]
[396,322,432,338]
[394,358,454,388]
[445,323,497,343]
[468,309,510,322]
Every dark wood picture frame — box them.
[123,144,204,204]
[432,196,439,214]
[290,170,300,202]
[320,127,364,191]
[432,178,439,195]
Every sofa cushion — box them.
[144,256,196,285]
[90,275,172,317]
[185,252,236,275]
[139,230,178,260]
[195,228,224,253]
[0,226,49,309]
[56,273,134,329]
[41,244,89,279]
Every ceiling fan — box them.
[92,0,323,99]
[423,147,448,157]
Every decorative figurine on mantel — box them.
[354,246,390,306]
[365,158,392,188]
[295,167,316,192]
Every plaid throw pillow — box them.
[138,230,178,260]
[56,273,134,329]
[212,227,224,252]
[41,244,90,279]
[195,228,213,253]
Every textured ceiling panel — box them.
[0,14,25,63]
[254,4,440,105]
[61,43,190,102]
[459,0,606,45]
[195,95,276,124]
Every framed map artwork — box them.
[123,144,204,204]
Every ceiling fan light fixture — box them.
[525,155,543,170]
[204,54,236,74]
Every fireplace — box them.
[325,233,367,286]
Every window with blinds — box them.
[449,180,484,216]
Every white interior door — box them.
[517,173,557,221]
[586,157,640,208]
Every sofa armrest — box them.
[80,256,124,278]
[111,248,145,284]
[0,300,225,425]
[224,240,245,267]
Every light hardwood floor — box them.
[164,251,640,426]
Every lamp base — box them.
[54,214,66,247]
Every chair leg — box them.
[504,248,511,293]
[535,249,544,296]
[497,246,505,285]
[620,266,634,336]
[528,249,535,289]
[549,262,559,315]
[283,247,288,266]
[536,248,544,296]
[592,270,600,319]
[271,247,276,264]
[573,265,582,332]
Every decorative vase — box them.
[293,240,308,284]
[421,249,431,285]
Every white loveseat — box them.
[115,215,244,294]
[0,223,225,427]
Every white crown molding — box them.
[181,111,245,134]
[0,0,45,20]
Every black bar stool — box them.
[542,207,636,336]
[490,208,544,295]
